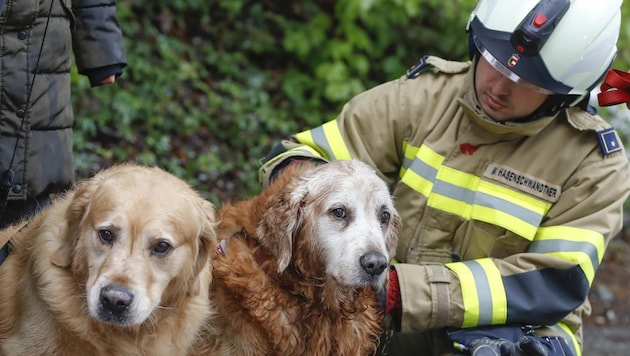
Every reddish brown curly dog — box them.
[0,164,217,355]
[192,159,401,356]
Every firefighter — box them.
[258,0,630,355]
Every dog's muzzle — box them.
[360,251,388,277]
[97,285,135,324]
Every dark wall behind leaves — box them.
[71,0,630,206]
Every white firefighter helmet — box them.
[467,0,622,103]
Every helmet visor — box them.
[474,36,554,95]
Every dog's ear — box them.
[257,186,304,274]
[192,199,217,289]
[50,169,110,268]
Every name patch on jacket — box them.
[484,164,561,203]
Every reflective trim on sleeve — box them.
[446,259,507,327]
[551,322,581,356]
[295,120,352,161]
[401,145,442,196]
[258,146,328,182]
[285,146,327,160]
[401,144,552,239]
[529,226,605,285]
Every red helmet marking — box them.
[508,54,520,67]
[533,13,548,28]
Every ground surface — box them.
[582,230,630,355]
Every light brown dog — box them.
[0,164,217,355]
[192,159,401,356]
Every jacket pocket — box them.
[454,220,529,260]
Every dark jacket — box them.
[0,0,126,200]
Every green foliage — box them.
[72,0,630,208]
[72,0,478,203]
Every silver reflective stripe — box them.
[405,155,545,230]
[408,155,438,182]
[308,126,336,160]
[464,260,495,325]
[528,240,600,271]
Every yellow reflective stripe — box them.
[445,259,507,327]
[545,252,596,284]
[429,191,472,217]
[535,226,605,262]
[295,126,333,160]
[401,145,442,196]
[446,262,479,327]
[477,259,507,324]
[418,144,444,169]
[400,140,418,176]
[321,121,352,160]
[478,181,551,214]
[286,145,325,158]
[474,181,552,239]
[432,165,549,238]
[472,205,538,240]
[295,121,351,161]
[402,144,551,240]
[295,129,317,150]
[531,226,605,284]
[430,166,477,221]
[258,146,327,182]
[401,165,434,196]
[553,322,581,356]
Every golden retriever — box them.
[0,164,217,355]
[191,159,401,356]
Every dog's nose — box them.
[360,252,388,276]
[99,285,134,317]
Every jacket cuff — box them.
[84,64,124,87]
[393,263,460,333]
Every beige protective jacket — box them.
[259,56,630,355]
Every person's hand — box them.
[468,336,549,356]
[99,74,116,85]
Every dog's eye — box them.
[330,207,346,219]
[152,241,172,256]
[98,229,115,244]
[379,211,391,225]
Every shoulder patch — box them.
[596,127,623,156]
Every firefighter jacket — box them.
[0,0,126,200]
[259,56,630,355]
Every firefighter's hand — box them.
[468,336,549,356]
